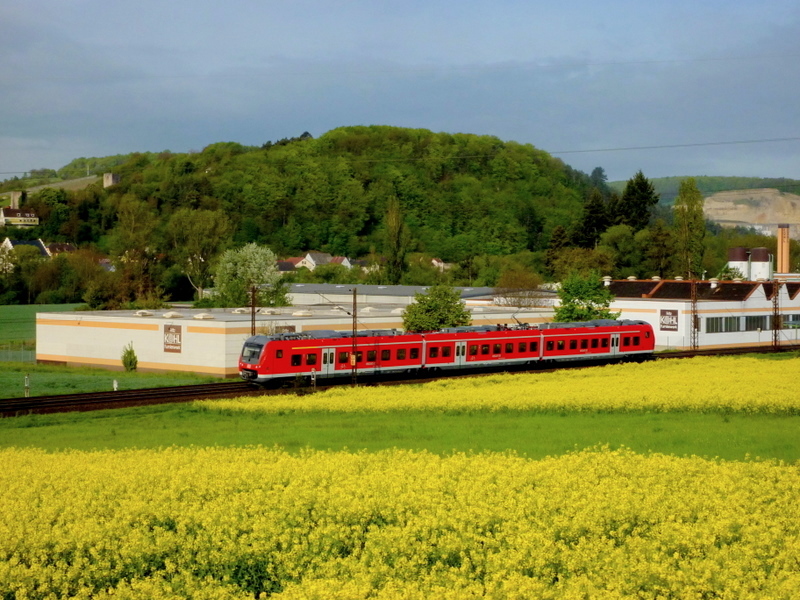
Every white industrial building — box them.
[36,286,556,377]
[609,278,800,351]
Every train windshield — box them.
[240,342,264,364]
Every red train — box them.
[239,319,655,385]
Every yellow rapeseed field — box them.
[1,446,798,599]
[201,355,800,414]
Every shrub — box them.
[121,342,138,372]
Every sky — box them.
[2,0,800,182]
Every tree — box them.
[167,208,231,299]
[384,196,410,285]
[616,170,659,231]
[673,177,706,279]
[494,267,545,307]
[554,271,619,322]
[545,225,570,276]
[572,188,609,248]
[213,243,284,307]
[402,284,471,332]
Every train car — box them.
[239,319,655,385]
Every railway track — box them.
[1,344,796,418]
[0,381,266,418]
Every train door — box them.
[609,334,620,356]
[455,341,467,368]
[320,347,336,377]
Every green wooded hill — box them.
[95,126,590,260]
[610,176,800,204]
[4,126,591,261]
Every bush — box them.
[121,342,138,372]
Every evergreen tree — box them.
[545,225,570,276]
[617,170,659,231]
[572,188,609,248]
[384,196,410,285]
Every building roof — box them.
[609,279,774,302]
[2,238,49,257]
[1,207,38,219]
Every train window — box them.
[546,341,554,351]
[367,350,377,361]
[397,349,407,360]
[622,337,630,347]
[381,349,391,361]
[481,344,490,355]
[591,339,598,349]
[429,346,439,358]
[306,353,317,366]
[557,340,565,351]
[410,348,419,359]
[338,351,349,364]
[322,353,328,365]
[442,346,452,358]
[469,345,478,356]
[493,343,501,354]
[601,338,609,348]
[569,340,577,350]
[291,354,302,366]
[276,349,283,359]
[581,339,588,349]
[356,351,363,363]
[645,331,651,338]
[518,342,526,352]
[506,343,514,353]
[531,342,538,352]
[633,337,640,346]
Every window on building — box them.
[724,316,740,332]
[706,317,722,333]
[745,316,769,331]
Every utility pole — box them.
[250,285,257,336]
[351,287,358,385]
[690,279,699,351]
[772,279,782,351]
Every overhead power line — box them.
[550,137,800,155]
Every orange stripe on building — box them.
[36,319,159,331]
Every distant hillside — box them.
[610,176,800,203]
[702,188,800,239]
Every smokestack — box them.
[777,224,790,274]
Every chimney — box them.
[777,224,790,274]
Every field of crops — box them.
[2,446,798,599]
[201,355,800,415]
[3,354,799,599]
